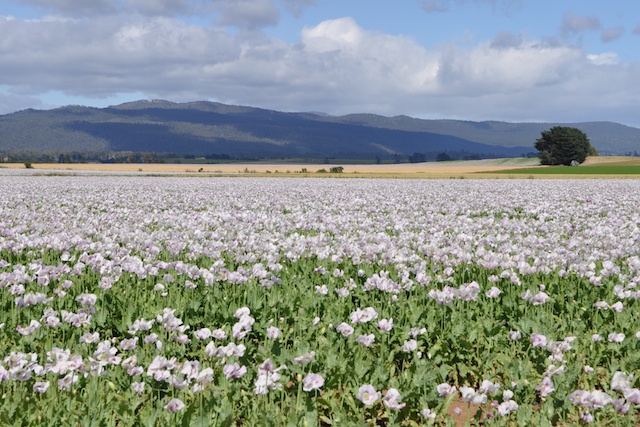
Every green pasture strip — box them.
[487,165,640,175]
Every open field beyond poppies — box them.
[1,177,640,425]
[3,156,640,179]
[2,159,538,178]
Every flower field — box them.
[1,176,640,426]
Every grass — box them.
[492,165,640,175]
[487,157,640,176]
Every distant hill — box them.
[1,100,638,160]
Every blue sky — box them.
[1,0,639,127]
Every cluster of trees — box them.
[535,127,599,166]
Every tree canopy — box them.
[534,127,597,166]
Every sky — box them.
[1,0,640,127]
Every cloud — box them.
[0,89,46,115]
[280,0,315,17]
[600,27,624,43]
[0,15,638,126]
[127,0,193,17]
[15,0,287,29]
[587,52,618,66]
[634,25,640,35]
[561,12,601,36]
[213,0,280,29]
[420,0,522,14]
[490,31,523,49]
[420,0,450,13]
[18,0,119,16]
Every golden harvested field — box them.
[1,160,541,176]
[3,157,638,178]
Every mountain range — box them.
[1,100,639,160]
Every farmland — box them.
[1,177,640,425]
[490,157,640,178]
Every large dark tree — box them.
[534,127,596,166]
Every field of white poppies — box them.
[1,175,640,426]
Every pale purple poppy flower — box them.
[624,388,640,404]
[266,326,281,339]
[383,388,406,410]
[485,287,501,298]
[608,333,625,343]
[611,301,624,313]
[409,327,426,337]
[611,371,633,392]
[336,323,354,337]
[356,334,375,347]
[420,408,436,420]
[358,384,380,405]
[33,381,50,393]
[508,330,521,340]
[420,407,436,419]
[302,373,324,391]
[223,363,247,379]
[530,333,547,347]
[498,400,518,416]
[120,337,138,351]
[544,364,564,377]
[401,339,417,353]
[253,360,286,395]
[613,398,630,414]
[586,390,613,409]
[583,365,594,373]
[377,318,393,332]
[211,329,227,340]
[75,293,97,307]
[592,334,603,342]
[459,386,476,402]
[581,412,594,423]
[350,307,378,324]
[194,328,212,340]
[195,368,214,389]
[528,291,550,305]
[335,288,349,298]
[292,351,315,365]
[568,390,589,406]
[16,320,41,336]
[172,334,190,345]
[479,380,501,394]
[58,372,79,391]
[535,377,554,397]
[79,332,100,344]
[470,393,487,405]
[131,381,145,395]
[315,285,328,295]
[233,307,250,318]
[437,383,456,396]
[164,398,185,412]
[128,366,144,376]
